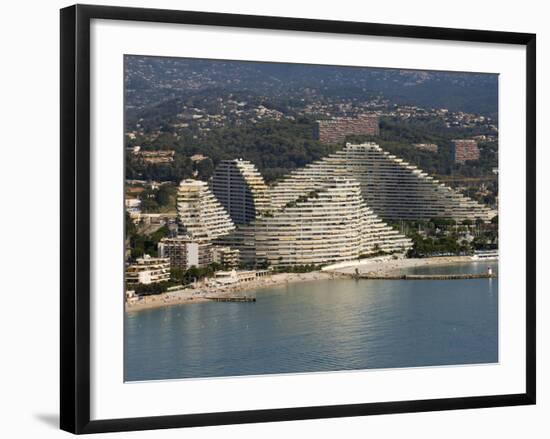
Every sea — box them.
[124,261,498,381]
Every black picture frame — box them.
[60,4,536,434]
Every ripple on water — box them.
[125,265,498,381]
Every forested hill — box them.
[126,116,497,185]
[126,118,339,183]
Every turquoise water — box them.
[124,262,498,381]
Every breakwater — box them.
[353,273,496,280]
[206,296,256,302]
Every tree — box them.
[129,226,169,259]
[156,185,171,206]
[196,158,214,180]
[140,197,159,213]
[170,268,185,283]
[125,212,136,238]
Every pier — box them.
[206,296,256,302]
[353,273,497,280]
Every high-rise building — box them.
[158,236,212,270]
[314,114,379,144]
[126,255,171,285]
[452,139,480,164]
[269,142,495,222]
[176,179,235,240]
[211,159,271,225]
[219,177,411,267]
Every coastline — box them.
[125,270,341,312]
[125,256,488,312]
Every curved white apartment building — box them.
[270,142,496,222]
[177,179,235,240]
[211,159,271,225]
[219,177,411,267]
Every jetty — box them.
[206,296,256,302]
[354,273,497,280]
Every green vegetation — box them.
[126,118,337,183]
[395,218,498,258]
[127,224,169,259]
[284,200,297,209]
[460,179,498,205]
[127,117,498,214]
[430,217,457,227]
[359,251,389,259]
[130,184,177,213]
[131,263,225,296]
[272,264,322,273]
[133,281,174,296]
[170,263,223,285]
[407,233,470,258]
[125,211,136,237]
[348,117,498,178]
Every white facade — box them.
[213,270,257,285]
[270,142,496,222]
[220,177,411,267]
[176,179,235,240]
[125,255,171,285]
[186,242,199,267]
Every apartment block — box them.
[220,177,411,268]
[314,114,379,144]
[126,255,171,285]
[452,139,480,164]
[269,142,495,222]
[211,246,240,269]
[158,236,212,270]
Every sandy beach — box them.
[125,270,341,312]
[125,256,480,312]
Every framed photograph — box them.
[60,4,536,434]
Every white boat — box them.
[471,250,498,261]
